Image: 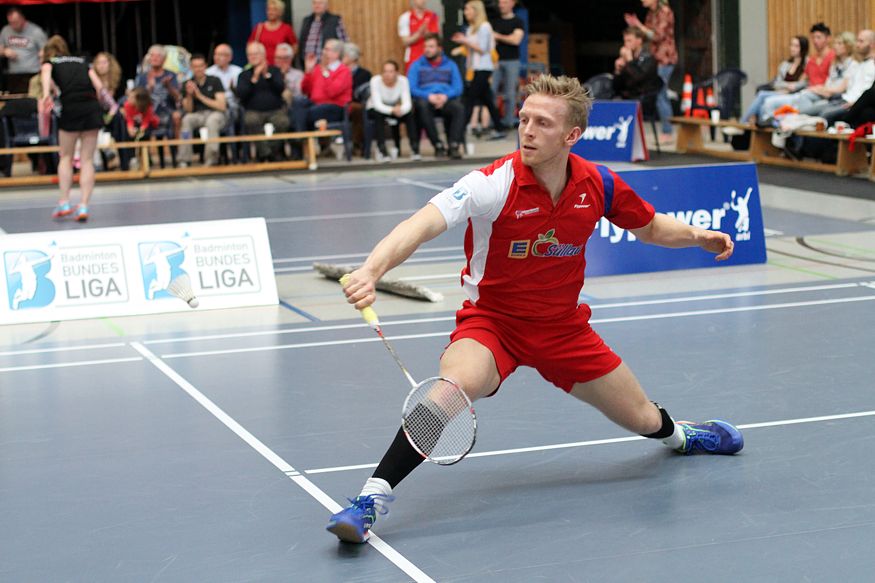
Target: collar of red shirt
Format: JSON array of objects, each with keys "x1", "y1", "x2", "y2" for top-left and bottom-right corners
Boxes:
[{"x1": 511, "y1": 151, "x2": 590, "y2": 190}]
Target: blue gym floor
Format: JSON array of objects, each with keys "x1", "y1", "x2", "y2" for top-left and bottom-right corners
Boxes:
[{"x1": 2, "y1": 164, "x2": 875, "y2": 582}]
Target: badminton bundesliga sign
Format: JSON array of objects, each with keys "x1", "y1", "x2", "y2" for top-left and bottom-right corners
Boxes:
[
  {"x1": 586, "y1": 163, "x2": 767, "y2": 276},
  {"x1": 0, "y1": 218, "x2": 278, "y2": 325}
]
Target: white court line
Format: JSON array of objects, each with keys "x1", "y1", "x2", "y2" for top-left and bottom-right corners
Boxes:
[
  {"x1": 143, "y1": 315, "x2": 456, "y2": 346},
  {"x1": 161, "y1": 331, "x2": 450, "y2": 359},
  {"x1": 272, "y1": 245, "x2": 461, "y2": 264},
  {"x1": 130, "y1": 342, "x2": 434, "y2": 583},
  {"x1": 0, "y1": 356, "x2": 143, "y2": 373},
  {"x1": 0, "y1": 342, "x2": 128, "y2": 357},
  {"x1": 303, "y1": 409, "x2": 875, "y2": 475},
  {"x1": 158, "y1": 293, "x2": 875, "y2": 359},
  {"x1": 396, "y1": 177, "x2": 452, "y2": 191},
  {"x1": 142, "y1": 281, "x2": 872, "y2": 346},
  {"x1": 266, "y1": 209, "x2": 418, "y2": 224},
  {"x1": 0, "y1": 181, "x2": 407, "y2": 212}
]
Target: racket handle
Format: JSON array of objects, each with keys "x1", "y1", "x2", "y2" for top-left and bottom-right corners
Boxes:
[
  {"x1": 339, "y1": 274, "x2": 381, "y2": 327},
  {"x1": 360, "y1": 306, "x2": 380, "y2": 327}
]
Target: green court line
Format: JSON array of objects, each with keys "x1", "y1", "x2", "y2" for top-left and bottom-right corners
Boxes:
[
  {"x1": 806, "y1": 237, "x2": 875, "y2": 256},
  {"x1": 767, "y1": 258, "x2": 838, "y2": 280},
  {"x1": 101, "y1": 318, "x2": 126, "y2": 337}
]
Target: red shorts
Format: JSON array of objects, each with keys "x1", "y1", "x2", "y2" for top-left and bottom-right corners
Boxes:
[{"x1": 448, "y1": 301, "x2": 622, "y2": 394}]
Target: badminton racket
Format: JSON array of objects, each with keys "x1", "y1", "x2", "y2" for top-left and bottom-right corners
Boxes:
[{"x1": 340, "y1": 274, "x2": 476, "y2": 465}]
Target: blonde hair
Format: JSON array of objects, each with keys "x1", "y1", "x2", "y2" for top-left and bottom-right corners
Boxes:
[
  {"x1": 43, "y1": 35, "x2": 70, "y2": 62},
  {"x1": 94, "y1": 51, "x2": 122, "y2": 94},
  {"x1": 465, "y1": 1, "x2": 488, "y2": 33},
  {"x1": 526, "y1": 74, "x2": 593, "y2": 130},
  {"x1": 834, "y1": 31, "x2": 856, "y2": 61},
  {"x1": 267, "y1": 0, "x2": 285, "y2": 12}
]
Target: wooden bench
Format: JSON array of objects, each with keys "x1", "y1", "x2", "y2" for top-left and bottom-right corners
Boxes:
[
  {"x1": 0, "y1": 129, "x2": 342, "y2": 187},
  {"x1": 672, "y1": 116, "x2": 875, "y2": 181}
]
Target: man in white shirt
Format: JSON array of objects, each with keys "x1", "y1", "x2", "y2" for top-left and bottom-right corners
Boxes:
[{"x1": 206, "y1": 44, "x2": 243, "y2": 114}]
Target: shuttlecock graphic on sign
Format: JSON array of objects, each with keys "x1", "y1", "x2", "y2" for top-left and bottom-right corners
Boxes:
[{"x1": 167, "y1": 273, "x2": 199, "y2": 308}]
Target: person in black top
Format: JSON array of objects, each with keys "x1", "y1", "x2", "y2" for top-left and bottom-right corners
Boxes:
[
  {"x1": 40, "y1": 35, "x2": 110, "y2": 222},
  {"x1": 236, "y1": 41, "x2": 289, "y2": 161},
  {"x1": 178, "y1": 53, "x2": 227, "y2": 167},
  {"x1": 490, "y1": 0, "x2": 524, "y2": 128},
  {"x1": 612, "y1": 27, "x2": 661, "y2": 100}
]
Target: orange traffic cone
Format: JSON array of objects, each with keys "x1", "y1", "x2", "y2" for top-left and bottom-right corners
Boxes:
[
  {"x1": 706, "y1": 87, "x2": 717, "y2": 110},
  {"x1": 681, "y1": 74, "x2": 693, "y2": 116},
  {"x1": 691, "y1": 87, "x2": 710, "y2": 119}
]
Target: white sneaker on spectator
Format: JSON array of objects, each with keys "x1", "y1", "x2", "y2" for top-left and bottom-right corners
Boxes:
[
  {"x1": 178, "y1": 161, "x2": 190, "y2": 168},
  {"x1": 389, "y1": 146, "x2": 399, "y2": 160},
  {"x1": 375, "y1": 151, "x2": 391, "y2": 163},
  {"x1": 410, "y1": 152, "x2": 422, "y2": 161}
]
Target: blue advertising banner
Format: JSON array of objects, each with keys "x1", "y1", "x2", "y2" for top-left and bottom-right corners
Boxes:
[
  {"x1": 571, "y1": 100, "x2": 648, "y2": 162},
  {"x1": 585, "y1": 163, "x2": 767, "y2": 277}
]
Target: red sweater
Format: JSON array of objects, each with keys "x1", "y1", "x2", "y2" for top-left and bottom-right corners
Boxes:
[
  {"x1": 123, "y1": 100, "x2": 160, "y2": 133},
  {"x1": 301, "y1": 63, "x2": 352, "y2": 107},
  {"x1": 249, "y1": 21, "x2": 298, "y2": 66}
]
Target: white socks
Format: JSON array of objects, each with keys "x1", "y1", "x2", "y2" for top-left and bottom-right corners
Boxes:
[
  {"x1": 662, "y1": 422, "x2": 686, "y2": 450},
  {"x1": 359, "y1": 477, "x2": 393, "y2": 511}
]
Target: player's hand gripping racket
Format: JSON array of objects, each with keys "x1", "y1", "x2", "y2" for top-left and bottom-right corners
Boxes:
[{"x1": 340, "y1": 274, "x2": 476, "y2": 465}]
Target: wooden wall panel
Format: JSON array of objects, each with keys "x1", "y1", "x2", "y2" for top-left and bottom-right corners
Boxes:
[
  {"x1": 766, "y1": 0, "x2": 874, "y2": 77},
  {"x1": 330, "y1": 0, "x2": 410, "y2": 75}
]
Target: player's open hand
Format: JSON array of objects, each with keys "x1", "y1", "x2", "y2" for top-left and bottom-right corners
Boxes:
[
  {"x1": 700, "y1": 230, "x2": 734, "y2": 261},
  {"x1": 342, "y1": 268, "x2": 378, "y2": 310}
]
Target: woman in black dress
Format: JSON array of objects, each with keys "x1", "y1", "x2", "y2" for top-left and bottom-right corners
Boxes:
[{"x1": 40, "y1": 35, "x2": 107, "y2": 222}]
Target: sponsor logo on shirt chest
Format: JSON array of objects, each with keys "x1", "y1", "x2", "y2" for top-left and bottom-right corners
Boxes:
[{"x1": 508, "y1": 228, "x2": 583, "y2": 259}]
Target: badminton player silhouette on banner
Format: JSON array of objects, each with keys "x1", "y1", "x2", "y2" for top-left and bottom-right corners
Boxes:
[
  {"x1": 328, "y1": 74, "x2": 744, "y2": 544},
  {"x1": 142, "y1": 242, "x2": 187, "y2": 300},
  {"x1": 9, "y1": 247, "x2": 56, "y2": 310}
]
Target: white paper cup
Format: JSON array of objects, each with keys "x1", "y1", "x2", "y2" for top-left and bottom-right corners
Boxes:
[
  {"x1": 199, "y1": 127, "x2": 209, "y2": 141},
  {"x1": 97, "y1": 130, "x2": 111, "y2": 148},
  {"x1": 710, "y1": 109, "x2": 721, "y2": 123},
  {"x1": 465, "y1": 143, "x2": 475, "y2": 156},
  {"x1": 264, "y1": 123, "x2": 275, "y2": 137}
]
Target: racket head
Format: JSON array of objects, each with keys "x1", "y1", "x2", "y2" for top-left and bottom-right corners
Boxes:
[{"x1": 401, "y1": 376, "x2": 476, "y2": 465}]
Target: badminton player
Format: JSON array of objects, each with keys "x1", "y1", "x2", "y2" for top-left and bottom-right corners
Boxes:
[{"x1": 328, "y1": 74, "x2": 743, "y2": 543}]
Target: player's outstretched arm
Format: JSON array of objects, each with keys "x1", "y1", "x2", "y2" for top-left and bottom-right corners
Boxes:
[
  {"x1": 343, "y1": 204, "x2": 448, "y2": 309},
  {"x1": 631, "y1": 213, "x2": 734, "y2": 261}
]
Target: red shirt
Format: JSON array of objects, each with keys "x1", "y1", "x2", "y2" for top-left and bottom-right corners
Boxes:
[
  {"x1": 429, "y1": 152, "x2": 655, "y2": 321},
  {"x1": 301, "y1": 63, "x2": 352, "y2": 107},
  {"x1": 123, "y1": 100, "x2": 160, "y2": 133},
  {"x1": 249, "y1": 21, "x2": 298, "y2": 66},
  {"x1": 398, "y1": 9, "x2": 440, "y2": 72},
  {"x1": 804, "y1": 49, "x2": 834, "y2": 86}
]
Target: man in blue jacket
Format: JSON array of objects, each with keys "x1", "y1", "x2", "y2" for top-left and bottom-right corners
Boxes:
[{"x1": 407, "y1": 33, "x2": 465, "y2": 159}]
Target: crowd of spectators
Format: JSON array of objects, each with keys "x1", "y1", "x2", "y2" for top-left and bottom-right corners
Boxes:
[
  {"x1": 1, "y1": 0, "x2": 529, "y2": 171},
  {"x1": 3, "y1": 0, "x2": 875, "y2": 174}
]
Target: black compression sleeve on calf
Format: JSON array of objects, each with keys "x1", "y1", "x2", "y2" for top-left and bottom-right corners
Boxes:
[
  {"x1": 372, "y1": 402, "x2": 448, "y2": 488},
  {"x1": 373, "y1": 427, "x2": 426, "y2": 489},
  {"x1": 641, "y1": 402, "x2": 676, "y2": 439}
]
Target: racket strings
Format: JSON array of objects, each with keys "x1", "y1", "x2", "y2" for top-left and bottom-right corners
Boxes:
[{"x1": 403, "y1": 378, "x2": 475, "y2": 464}]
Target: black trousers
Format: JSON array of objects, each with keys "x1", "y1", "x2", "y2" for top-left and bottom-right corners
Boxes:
[
  {"x1": 367, "y1": 109, "x2": 418, "y2": 154},
  {"x1": 841, "y1": 85, "x2": 875, "y2": 128},
  {"x1": 464, "y1": 70, "x2": 504, "y2": 132},
  {"x1": 413, "y1": 97, "x2": 465, "y2": 148}
]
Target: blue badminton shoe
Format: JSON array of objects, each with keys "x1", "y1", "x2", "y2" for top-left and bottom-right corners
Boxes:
[
  {"x1": 676, "y1": 420, "x2": 744, "y2": 455},
  {"x1": 52, "y1": 201, "x2": 72, "y2": 219},
  {"x1": 326, "y1": 494, "x2": 394, "y2": 543}
]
